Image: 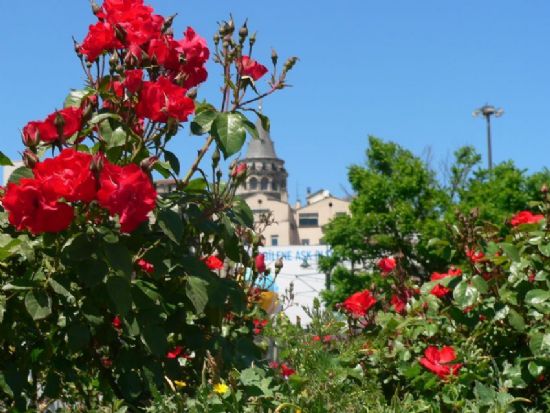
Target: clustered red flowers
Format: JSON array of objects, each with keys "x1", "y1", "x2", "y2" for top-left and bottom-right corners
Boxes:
[
  {"x1": 136, "y1": 258, "x2": 154, "y2": 274},
  {"x1": 342, "y1": 290, "x2": 377, "y2": 317},
  {"x1": 1, "y1": 148, "x2": 156, "y2": 234},
  {"x1": 419, "y1": 346, "x2": 462, "y2": 379},
  {"x1": 510, "y1": 210, "x2": 544, "y2": 226},
  {"x1": 23, "y1": 107, "x2": 83, "y2": 146},
  {"x1": 79, "y1": 0, "x2": 209, "y2": 90},
  {"x1": 252, "y1": 318, "x2": 268, "y2": 335},
  {"x1": 429, "y1": 267, "x2": 462, "y2": 298},
  {"x1": 269, "y1": 361, "x2": 296, "y2": 379}
]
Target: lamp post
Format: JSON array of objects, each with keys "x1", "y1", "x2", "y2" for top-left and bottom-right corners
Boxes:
[{"x1": 473, "y1": 104, "x2": 504, "y2": 170}]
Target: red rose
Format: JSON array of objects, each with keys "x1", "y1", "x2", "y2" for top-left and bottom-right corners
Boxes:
[
  {"x1": 280, "y1": 363, "x2": 296, "y2": 378},
  {"x1": 148, "y1": 35, "x2": 180, "y2": 70},
  {"x1": 2, "y1": 178, "x2": 74, "y2": 234},
  {"x1": 166, "y1": 346, "x2": 183, "y2": 359},
  {"x1": 377, "y1": 257, "x2": 396, "y2": 275},
  {"x1": 178, "y1": 27, "x2": 209, "y2": 64},
  {"x1": 33, "y1": 149, "x2": 97, "y2": 203},
  {"x1": 390, "y1": 294, "x2": 406, "y2": 314},
  {"x1": 204, "y1": 255, "x2": 223, "y2": 270},
  {"x1": 239, "y1": 56, "x2": 268, "y2": 81},
  {"x1": 419, "y1": 346, "x2": 462, "y2": 379},
  {"x1": 231, "y1": 163, "x2": 247, "y2": 178},
  {"x1": 123, "y1": 69, "x2": 144, "y2": 94},
  {"x1": 101, "y1": 357, "x2": 113, "y2": 368},
  {"x1": 255, "y1": 254, "x2": 266, "y2": 273},
  {"x1": 97, "y1": 162, "x2": 157, "y2": 233},
  {"x1": 510, "y1": 210, "x2": 544, "y2": 226},
  {"x1": 322, "y1": 335, "x2": 333, "y2": 343},
  {"x1": 22, "y1": 121, "x2": 41, "y2": 147},
  {"x1": 180, "y1": 64, "x2": 208, "y2": 89},
  {"x1": 101, "y1": 0, "x2": 164, "y2": 47},
  {"x1": 429, "y1": 268, "x2": 462, "y2": 298},
  {"x1": 465, "y1": 248, "x2": 484, "y2": 263},
  {"x1": 342, "y1": 290, "x2": 377, "y2": 317},
  {"x1": 312, "y1": 335, "x2": 321, "y2": 342},
  {"x1": 112, "y1": 315, "x2": 122, "y2": 331},
  {"x1": 136, "y1": 258, "x2": 154, "y2": 274},
  {"x1": 136, "y1": 77, "x2": 195, "y2": 122},
  {"x1": 80, "y1": 22, "x2": 122, "y2": 61}
]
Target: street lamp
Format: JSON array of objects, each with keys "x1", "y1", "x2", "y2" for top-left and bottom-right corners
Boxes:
[{"x1": 473, "y1": 104, "x2": 504, "y2": 170}]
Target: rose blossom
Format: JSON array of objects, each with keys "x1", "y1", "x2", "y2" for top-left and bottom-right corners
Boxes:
[
  {"x1": 419, "y1": 346, "x2": 462, "y2": 379},
  {"x1": 255, "y1": 254, "x2": 266, "y2": 273},
  {"x1": 204, "y1": 255, "x2": 224, "y2": 270},
  {"x1": 97, "y1": 162, "x2": 157, "y2": 233},
  {"x1": 135, "y1": 77, "x2": 195, "y2": 122},
  {"x1": 377, "y1": 257, "x2": 396, "y2": 275},
  {"x1": 2, "y1": 178, "x2": 74, "y2": 234},
  {"x1": 342, "y1": 290, "x2": 377, "y2": 317},
  {"x1": 33, "y1": 149, "x2": 97, "y2": 203},
  {"x1": 136, "y1": 258, "x2": 154, "y2": 274},
  {"x1": 510, "y1": 210, "x2": 544, "y2": 226},
  {"x1": 239, "y1": 56, "x2": 268, "y2": 81}
]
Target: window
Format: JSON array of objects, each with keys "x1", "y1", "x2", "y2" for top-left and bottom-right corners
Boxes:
[
  {"x1": 271, "y1": 181, "x2": 278, "y2": 191},
  {"x1": 260, "y1": 178, "x2": 269, "y2": 190},
  {"x1": 249, "y1": 178, "x2": 258, "y2": 190},
  {"x1": 299, "y1": 213, "x2": 319, "y2": 227},
  {"x1": 301, "y1": 239, "x2": 310, "y2": 246},
  {"x1": 271, "y1": 235, "x2": 279, "y2": 246}
]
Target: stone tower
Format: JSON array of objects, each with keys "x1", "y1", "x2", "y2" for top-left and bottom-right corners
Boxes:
[{"x1": 237, "y1": 120, "x2": 289, "y2": 203}]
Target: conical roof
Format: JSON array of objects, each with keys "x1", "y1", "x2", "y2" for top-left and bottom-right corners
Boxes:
[{"x1": 244, "y1": 119, "x2": 278, "y2": 159}]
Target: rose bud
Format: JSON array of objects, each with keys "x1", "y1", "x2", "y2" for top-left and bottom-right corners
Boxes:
[
  {"x1": 90, "y1": 153, "x2": 105, "y2": 175},
  {"x1": 231, "y1": 162, "x2": 247, "y2": 179},
  {"x1": 22, "y1": 149, "x2": 39, "y2": 169},
  {"x1": 22, "y1": 122, "x2": 41, "y2": 147},
  {"x1": 140, "y1": 156, "x2": 158, "y2": 172},
  {"x1": 271, "y1": 49, "x2": 278, "y2": 66}
]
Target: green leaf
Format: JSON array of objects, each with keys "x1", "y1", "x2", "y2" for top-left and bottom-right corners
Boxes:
[
  {"x1": 501, "y1": 243, "x2": 520, "y2": 262},
  {"x1": 64, "y1": 89, "x2": 92, "y2": 108},
  {"x1": 7, "y1": 166, "x2": 33, "y2": 184},
  {"x1": 24, "y1": 290, "x2": 52, "y2": 320},
  {"x1": 89, "y1": 112, "x2": 122, "y2": 125},
  {"x1": 538, "y1": 243, "x2": 550, "y2": 257},
  {"x1": 529, "y1": 332, "x2": 550, "y2": 356},
  {"x1": 119, "y1": 371, "x2": 143, "y2": 400},
  {"x1": 524, "y1": 289, "x2": 550, "y2": 305},
  {"x1": 236, "y1": 113, "x2": 259, "y2": 140},
  {"x1": 163, "y1": 150, "x2": 180, "y2": 175},
  {"x1": 474, "y1": 382, "x2": 496, "y2": 406},
  {"x1": 104, "y1": 244, "x2": 133, "y2": 278},
  {"x1": 252, "y1": 110, "x2": 270, "y2": 132},
  {"x1": 232, "y1": 197, "x2": 254, "y2": 228},
  {"x1": 66, "y1": 323, "x2": 91, "y2": 352},
  {"x1": 78, "y1": 259, "x2": 109, "y2": 288},
  {"x1": 528, "y1": 361, "x2": 544, "y2": 378},
  {"x1": 471, "y1": 275, "x2": 489, "y2": 294},
  {"x1": 212, "y1": 112, "x2": 246, "y2": 158},
  {"x1": 185, "y1": 276, "x2": 209, "y2": 313},
  {"x1": 157, "y1": 208, "x2": 183, "y2": 244},
  {"x1": 140, "y1": 324, "x2": 168, "y2": 356},
  {"x1": 190, "y1": 109, "x2": 217, "y2": 135},
  {"x1": 0, "y1": 295, "x2": 5, "y2": 323},
  {"x1": 0, "y1": 152, "x2": 13, "y2": 166},
  {"x1": 507, "y1": 308, "x2": 525, "y2": 332},
  {"x1": 106, "y1": 126, "x2": 127, "y2": 149},
  {"x1": 106, "y1": 276, "x2": 132, "y2": 316},
  {"x1": 453, "y1": 281, "x2": 479, "y2": 308}
]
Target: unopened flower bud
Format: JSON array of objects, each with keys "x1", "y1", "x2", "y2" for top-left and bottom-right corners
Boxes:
[
  {"x1": 186, "y1": 88, "x2": 197, "y2": 100},
  {"x1": 231, "y1": 162, "x2": 247, "y2": 179},
  {"x1": 213, "y1": 33, "x2": 220, "y2": 46},
  {"x1": 91, "y1": 0, "x2": 102, "y2": 16},
  {"x1": 90, "y1": 153, "x2": 105, "y2": 175},
  {"x1": 274, "y1": 257, "x2": 284, "y2": 272},
  {"x1": 212, "y1": 147, "x2": 221, "y2": 168},
  {"x1": 239, "y1": 23, "x2": 248, "y2": 39},
  {"x1": 22, "y1": 149, "x2": 39, "y2": 169},
  {"x1": 249, "y1": 32, "x2": 256, "y2": 47},
  {"x1": 114, "y1": 25, "x2": 127, "y2": 43},
  {"x1": 22, "y1": 124, "x2": 40, "y2": 148},
  {"x1": 109, "y1": 52, "x2": 119, "y2": 68},
  {"x1": 271, "y1": 49, "x2": 278, "y2": 67},
  {"x1": 54, "y1": 112, "x2": 65, "y2": 136},
  {"x1": 140, "y1": 156, "x2": 158, "y2": 172},
  {"x1": 283, "y1": 56, "x2": 298, "y2": 73},
  {"x1": 162, "y1": 14, "x2": 176, "y2": 33}
]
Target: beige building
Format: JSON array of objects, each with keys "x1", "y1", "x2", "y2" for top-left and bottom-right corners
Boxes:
[{"x1": 236, "y1": 123, "x2": 350, "y2": 246}]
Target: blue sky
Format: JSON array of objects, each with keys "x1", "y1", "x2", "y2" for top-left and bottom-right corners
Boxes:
[{"x1": 1, "y1": 1, "x2": 550, "y2": 203}]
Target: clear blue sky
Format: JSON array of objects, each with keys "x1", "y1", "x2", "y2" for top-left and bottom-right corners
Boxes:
[{"x1": 2, "y1": 1, "x2": 550, "y2": 203}]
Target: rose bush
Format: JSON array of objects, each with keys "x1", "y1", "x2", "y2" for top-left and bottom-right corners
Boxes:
[{"x1": 0, "y1": 0, "x2": 297, "y2": 410}]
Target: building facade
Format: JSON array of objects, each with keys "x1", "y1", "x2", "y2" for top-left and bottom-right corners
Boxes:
[{"x1": 236, "y1": 122, "x2": 350, "y2": 246}]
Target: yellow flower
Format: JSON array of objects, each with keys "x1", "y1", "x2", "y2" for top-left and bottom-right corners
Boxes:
[
  {"x1": 213, "y1": 383, "x2": 229, "y2": 394},
  {"x1": 174, "y1": 380, "x2": 187, "y2": 389}
]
